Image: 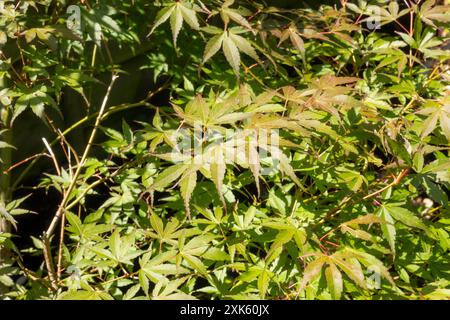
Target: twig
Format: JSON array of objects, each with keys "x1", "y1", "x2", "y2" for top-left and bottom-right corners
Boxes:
[
  {"x1": 42, "y1": 236, "x2": 57, "y2": 291},
  {"x1": 56, "y1": 209, "x2": 66, "y2": 281},
  {"x1": 362, "y1": 168, "x2": 409, "y2": 200},
  {"x1": 42, "y1": 138, "x2": 61, "y2": 176},
  {"x1": 11, "y1": 77, "x2": 170, "y2": 190},
  {"x1": 12, "y1": 100, "x2": 157, "y2": 190},
  {"x1": 3, "y1": 153, "x2": 50, "y2": 174},
  {"x1": 315, "y1": 168, "x2": 410, "y2": 236},
  {"x1": 42, "y1": 74, "x2": 118, "y2": 288},
  {"x1": 45, "y1": 74, "x2": 118, "y2": 236}
]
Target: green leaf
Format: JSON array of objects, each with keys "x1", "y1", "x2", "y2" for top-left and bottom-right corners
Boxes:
[
  {"x1": 257, "y1": 270, "x2": 270, "y2": 298},
  {"x1": 0, "y1": 141, "x2": 15, "y2": 149},
  {"x1": 180, "y1": 169, "x2": 198, "y2": 219},
  {"x1": 229, "y1": 32, "x2": 260, "y2": 62},
  {"x1": 123, "y1": 284, "x2": 140, "y2": 300},
  {"x1": 384, "y1": 204, "x2": 429, "y2": 232},
  {"x1": 210, "y1": 147, "x2": 227, "y2": 208},
  {"x1": 65, "y1": 211, "x2": 83, "y2": 236},
  {"x1": 325, "y1": 263, "x2": 343, "y2": 300},
  {"x1": 202, "y1": 247, "x2": 230, "y2": 261},
  {"x1": 150, "y1": 213, "x2": 164, "y2": 237},
  {"x1": 0, "y1": 203, "x2": 17, "y2": 230},
  {"x1": 149, "y1": 5, "x2": 175, "y2": 35},
  {"x1": 378, "y1": 207, "x2": 396, "y2": 255},
  {"x1": 150, "y1": 164, "x2": 189, "y2": 191},
  {"x1": 203, "y1": 33, "x2": 225, "y2": 63},
  {"x1": 179, "y1": 4, "x2": 200, "y2": 30},
  {"x1": 183, "y1": 253, "x2": 208, "y2": 276},
  {"x1": 222, "y1": 32, "x2": 241, "y2": 76},
  {"x1": 58, "y1": 290, "x2": 103, "y2": 300},
  {"x1": 170, "y1": 4, "x2": 184, "y2": 46}
]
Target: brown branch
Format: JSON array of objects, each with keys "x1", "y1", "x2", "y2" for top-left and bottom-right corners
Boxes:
[
  {"x1": 42, "y1": 74, "x2": 118, "y2": 288},
  {"x1": 3, "y1": 153, "x2": 50, "y2": 174},
  {"x1": 362, "y1": 168, "x2": 409, "y2": 200}
]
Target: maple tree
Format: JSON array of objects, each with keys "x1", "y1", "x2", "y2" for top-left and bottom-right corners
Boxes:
[{"x1": 0, "y1": 0, "x2": 449, "y2": 300}]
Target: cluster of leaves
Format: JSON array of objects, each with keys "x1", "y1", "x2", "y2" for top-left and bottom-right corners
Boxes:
[{"x1": 0, "y1": 0, "x2": 449, "y2": 300}]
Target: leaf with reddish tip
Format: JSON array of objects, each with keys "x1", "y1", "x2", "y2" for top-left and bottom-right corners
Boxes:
[{"x1": 325, "y1": 263, "x2": 343, "y2": 300}]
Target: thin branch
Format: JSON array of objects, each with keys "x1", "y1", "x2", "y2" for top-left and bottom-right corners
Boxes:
[
  {"x1": 362, "y1": 168, "x2": 409, "y2": 200},
  {"x1": 11, "y1": 78, "x2": 169, "y2": 190},
  {"x1": 42, "y1": 74, "x2": 118, "y2": 288},
  {"x1": 56, "y1": 210, "x2": 66, "y2": 281},
  {"x1": 42, "y1": 236, "x2": 58, "y2": 291},
  {"x1": 45, "y1": 74, "x2": 118, "y2": 237},
  {"x1": 3, "y1": 153, "x2": 50, "y2": 174},
  {"x1": 42, "y1": 138, "x2": 61, "y2": 176}
]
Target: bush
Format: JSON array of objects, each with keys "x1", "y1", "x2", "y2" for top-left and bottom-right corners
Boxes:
[{"x1": 0, "y1": 0, "x2": 449, "y2": 300}]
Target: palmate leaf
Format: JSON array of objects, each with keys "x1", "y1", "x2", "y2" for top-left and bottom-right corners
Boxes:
[
  {"x1": 148, "y1": 89, "x2": 310, "y2": 221},
  {"x1": 339, "y1": 214, "x2": 386, "y2": 243},
  {"x1": 149, "y1": 5, "x2": 176, "y2": 35},
  {"x1": 173, "y1": 92, "x2": 253, "y2": 127},
  {"x1": 153, "y1": 276, "x2": 197, "y2": 300},
  {"x1": 203, "y1": 29, "x2": 259, "y2": 76},
  {"x1": 219, "y1": 0, "x2": 253, "y2": 31},
  {"x1": 361, "y1": 2, "x2": 410, "y2": 26},
  {"x1": 179, "y1": 235, "x2": 216, "y2": 276},
  {"x1": 300, "y1": 247, "x2": 395, "y2": 297},
  {"x1": 148, "y1": 215, "x2": 181, "y2": 246},
  {"x1": 418, "y1": 0, "x2": 450, "y2": 27},
  {"x1": 273, "y1": 24, "x2": 305, "y2": 55},
  {"x1": 139, "y1": 251, "x2": 188, "y2": 285},
  {"x1": 281, "y1": 75, "x2": 360, "y2": 120},
  {"x1": 331, "y1": 252, "x2": 366, "y2": 289},
  {"x1": 343, "y1": 248, "x2": 395, "y2": 287},
  {"x1": 12, "y1": 86, "x2": 59, "y2": 123},
  {"x1": 416, "y1": 98, "x2": 450, "y2": 140},
  {"x1": 149, "y1": 1, "x2": 200, "y2": 46}
]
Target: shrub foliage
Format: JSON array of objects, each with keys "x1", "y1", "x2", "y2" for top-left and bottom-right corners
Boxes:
[{"x1": 0, "y1": 0, "x2": 449, "y2": 300}]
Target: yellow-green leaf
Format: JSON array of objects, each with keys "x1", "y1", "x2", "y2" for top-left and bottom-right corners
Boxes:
[
  {"x1": 180, "y1": 169, "x2": 197, "y2": 220},
  {"x1": 170, "y1": 4, "x2": 184, "y2": 46},
  {"x1": 203, "y1": 33, "x2": 225, "y2": 63},
  {"x1": 325, "y1": 263, "x2": 343, "y2": 300},
  {"x1": 150, "y1": 163, "x2": 189, "y2": 191},
  {"x1": 223, "y1": 33, "x2": 241, "y2": 75}
]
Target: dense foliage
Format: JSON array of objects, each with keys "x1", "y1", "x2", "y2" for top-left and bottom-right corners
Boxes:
[{"x1": 0, "y1": 0, "x2": 449, "y2": 300}]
